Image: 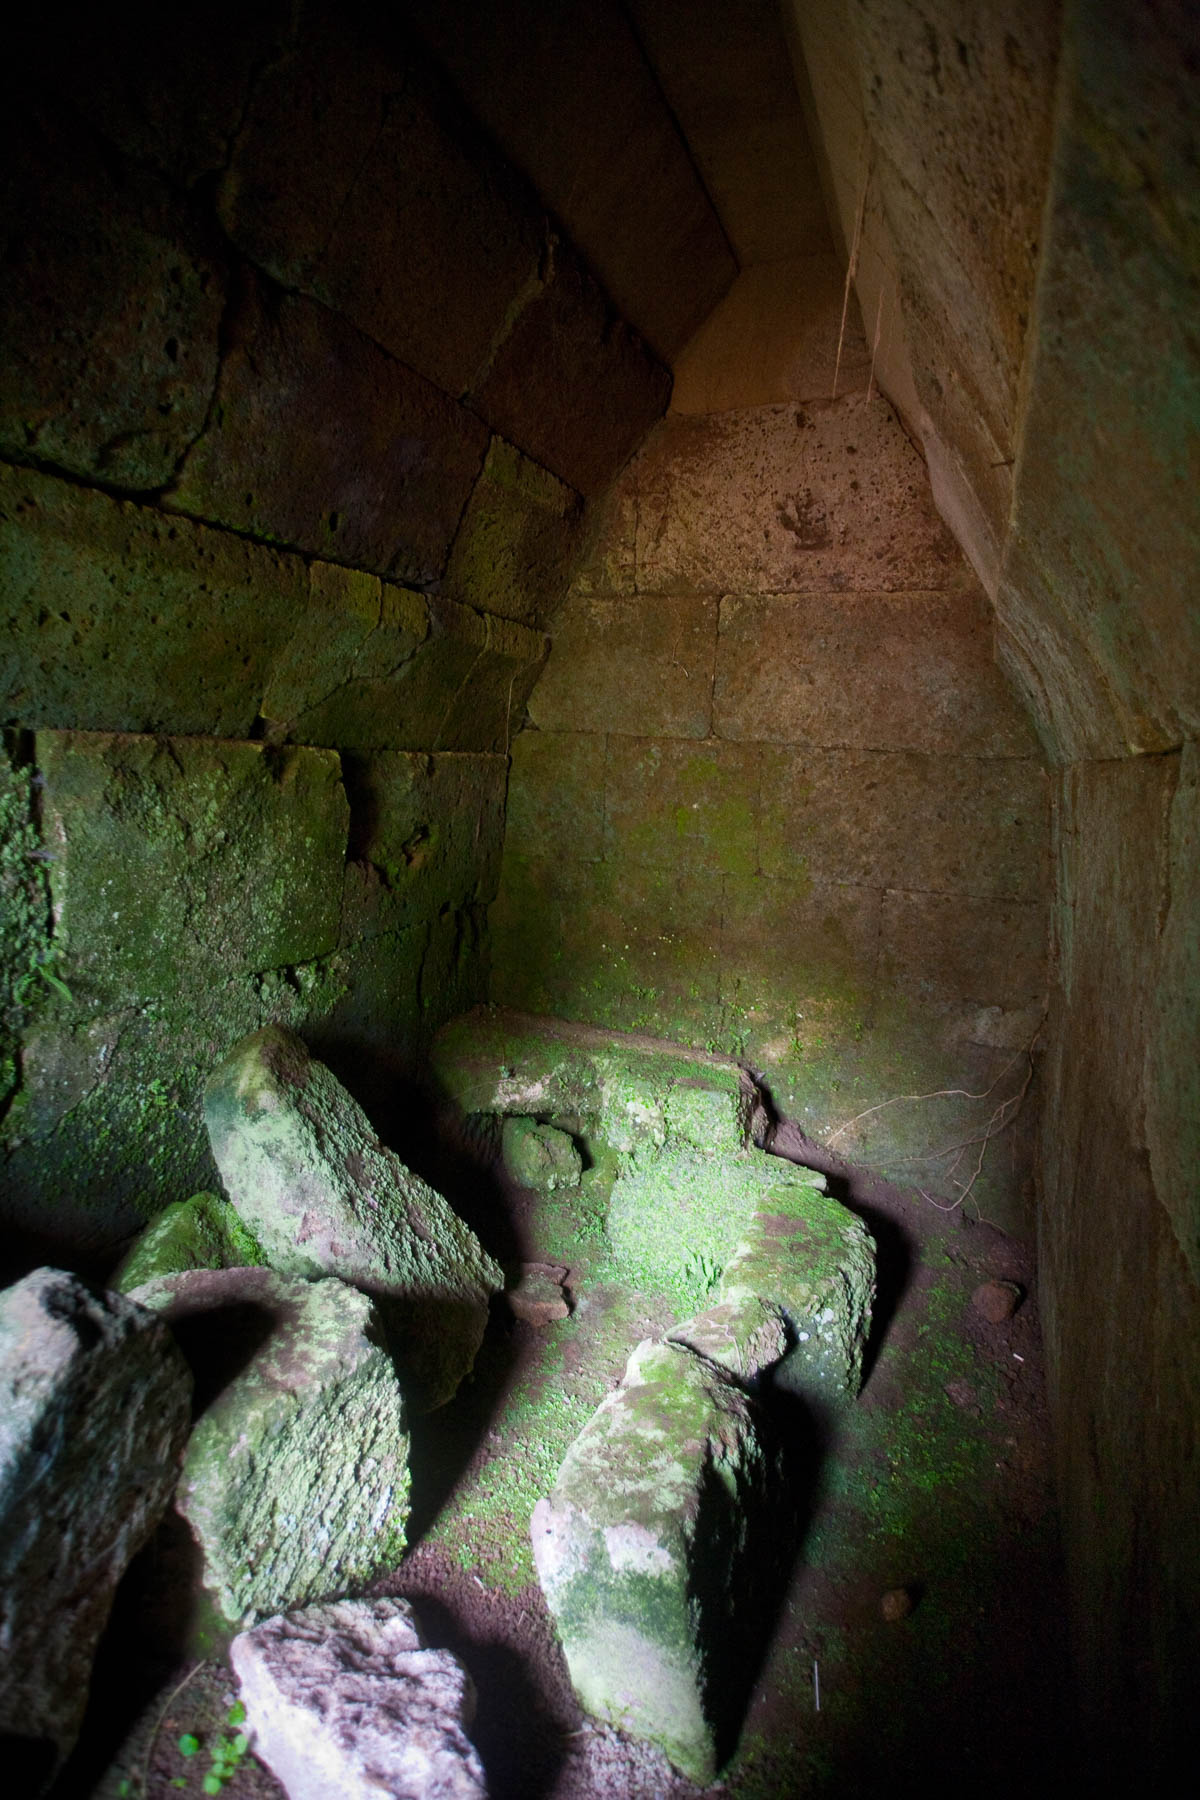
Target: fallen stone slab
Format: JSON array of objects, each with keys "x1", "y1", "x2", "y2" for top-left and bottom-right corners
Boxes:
[
  {"x1": 204, "y1": 1026, "x2": 503, "y2": 1410},
  {"x1": 131, "y1": 1267, "x2": 409, "y2": 1628},
  {"x1": 230, "y1": 1596, "x2": 486, "y2": 1800},
  {"x1": 669, "y1": 1194, "x2": 876, "y2": 1404},
  {"x1": 0, "y1": 1269, "x2": 191, "y2": 1791},
  {"x1": 605, "y1": 1145, "x2": 828, "y2": 1300},
  {"x1": 110, "y1": 1190, "x2": 265, "y2": 1293},
  {"x1": 432, "y1": 1005, "x2": 766, "y2": 1157},
  {"x1": 531, "y1": 1338, "x2": 782, "y2": 1783}
]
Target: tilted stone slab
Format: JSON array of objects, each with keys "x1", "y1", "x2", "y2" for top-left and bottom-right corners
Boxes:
[
  {"x1": 531, "y1": 1338, "x2": 781, "y2": 1783},
  {"x1": 111, "y1": 1190, "x2": 265, "y2": 1293},
  {"x1": 0, "y1": 1269, "x2": 191, "y2": 1790},
  {"x1": 606, "y1": 1146, "x2": 828, "y2": 1296},
  {"x1": 669, "y1": 1195, "x2": 877, "y2": 1405},
  {"x1": 204, "y1": 1026, "x2": 503, "y2": 1410},
  {"x1": 230, "y1": 1596, "x2": 486, "y2": 1800},
  {"x1": 431, "y1": 1005, "x2": 765, "y2": 1155},
  {"x1": 133, "y1": 1268, "x2": 409, "y2": 1628}
]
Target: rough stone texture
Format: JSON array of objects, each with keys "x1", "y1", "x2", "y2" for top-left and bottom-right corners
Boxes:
[
  {"x1": 404, "y1": 0, "x2": 736, "y2": 362},
  {"x1": 1040, "y1": 750, "x2": 1200, "y2": 1772},
  {"x1": 532, "y1": 1337, "x2": 780, "y2": 1782},
  {"x1": 626, "y1": 399, "x2": 964, "y2": 595},
  {"x1": 220, "y1": 12, "x2": 542, "y2": 400},
  {"x1": 260, "y1": 564, "x2": 428, "y2": 735},
  {"x1": 0, "y1": 107, "x2": 225, "y2": 491},
  {"x1": 0, "y1": 464, "x2": 305, "y2": 737},
  {"x1": 136, "y1": 1269, "x2": 409, "y2": 1628},
  {"x1": 0, "y1": 750, "x2": 50, "y2": 1114},
  {"x1": 431, "y1": 1007, "x2": 764, "y2": 1158},
  {"x1": 501, "y1": 1118, "x2": 582, "y2": 1193},
  {"x1": 605, "y1": 1148, "x2": 836, "y2": 1299},
  {"x1": 167, "y1": 277, "x2": 489, "y2": 583},
  {"x1": 443, "y1": 438, "x2": 583, "y2": 627},
  {"x1": 16, "y1": 3, "x2": 291, "y2": 190},
  {"x1": 992, "y1": 4, "x2": 1200, "y2": 758},
  {"x1": 231, "y1": 1597, "x2": 485, "y2": 1800},
  {"x1": 471, "y1": 246, "x2": 673, "y2": 498},
  {"x1": 529, "y1": 595, "x2": 719, "y2": 739},
  {"x1": 755, "y1": 746, "x2": 1046, "y2": 899},
  {"x1": 204, "y1": 1027, "x2": 503, "y2": 1410},
  {"x1": 671, "y1": 1198, "x2": 876, "y2": 1403},
  {"x1": 110, "y1": 1191, "x2": 265, "y2": 1292},
  {"x1": 506, "y1": 1261, "x2": 572, "y2": 1326},
  {"x1": 37, "y1": 732, "x2": 348, "y2": 1005},
  {"x1": 282, "y1": 602, "x2": 545, "y2": 757},
  {"x1": 492, "y1": 386, "x2": 1048, "y2": 1233},
  {"x1": 0, "y1": 1269, "x2": 191, "y2": 1787},
  {"x1": 714, "y1": 588, "x2": 1039, "y2": 756},
  {"x1": 341, "y1": 752, "x2": 507, "y2": 942},
  {"x1": 0, "y1": 952, "x2": 350, "y2": 1245}
]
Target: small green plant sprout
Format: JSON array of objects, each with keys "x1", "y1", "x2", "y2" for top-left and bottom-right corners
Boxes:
[
  {"x1": 681, "y1": 1249, "x2": 722, "y2": 1295},
  {"x1": 14, "y1": 952, "x2": 72, "y2": 1006},
  {"x1": 175, "y1": 1701, "x2": 251, "y2": 1794}
]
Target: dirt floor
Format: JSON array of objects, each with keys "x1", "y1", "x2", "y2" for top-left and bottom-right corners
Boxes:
[{"x1": 70, "y1": 1118, "x2": 1074, "y2": 1800}]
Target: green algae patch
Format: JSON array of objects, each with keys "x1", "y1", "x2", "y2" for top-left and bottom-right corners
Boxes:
[
  {"x1": 532, "y1": 1337, "x2": 778, "y2": 1784},
  {"x1": 137, "y1": 1269, "x2": 409, "y2": 1629},
  {"x1": 111, "y1": 1191, "x2": 265, "y2": 1292},
  {"x1": 605, "y1": 1147, "x2": 829, "y2": 1313}
]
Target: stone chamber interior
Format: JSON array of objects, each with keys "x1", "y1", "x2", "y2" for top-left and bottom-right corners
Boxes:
[{"x1": 0, "y1": 1, "x2": 1195, "y2": 1794}]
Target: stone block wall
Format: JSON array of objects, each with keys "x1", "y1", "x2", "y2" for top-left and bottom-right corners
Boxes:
[
  {"x1": 0, "y1": 1, "x2": 675, "y2": 1259},
  {"x1": 492, "y1": 393, "x2": 1049, "y2": 1232}
]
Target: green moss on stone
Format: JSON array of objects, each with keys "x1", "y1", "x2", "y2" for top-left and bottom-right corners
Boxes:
[{"x1": 111, "y1": 1191, "x2": 265, "y2": 1291}]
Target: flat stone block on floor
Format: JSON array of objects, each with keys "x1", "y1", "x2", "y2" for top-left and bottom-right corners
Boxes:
[
  {"x1": 670, "y1": 1196, "x2": 876, "y2": 1404},
  {"x1": 431, "y1": 1007, "x2": 763, "y2": 1158},
  {"x1": 532, "y1": 1337, "x2": 779, "y2": 1782}
]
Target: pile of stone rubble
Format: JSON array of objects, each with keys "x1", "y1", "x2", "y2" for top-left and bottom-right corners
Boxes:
[{"x1": 0, "y1": 1011, "x2": 875, "y2": 1795}]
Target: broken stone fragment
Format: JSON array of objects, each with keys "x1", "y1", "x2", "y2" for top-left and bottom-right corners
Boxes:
[
  {"x1": 506, "y1": 1261, "x2": 572, "y2": 1325},
  {"x1": 972, "y1": 1279, "x2": 1023, "y2": 1323},
  {"x1": 532, "y1": 1338, "x2": 782, "y2": 1784},
  {"x1": 231, "y1": 1596, "x2": 486, "y2": 1800},
  {"x1": 132, "y1": 1267, "x2": 409, "y2": 1629},
  {"x1": 672, "y1": 1197, "x2": 877, "y2": 1404},
  {"x1": 501, "y1": 1116, "x2": 582, "y2": 1191},
  {"x1": 203, "y1": 1026, "x2": 503, "y2": 1410},
  {"x1": 0, "y1": 1269, "x2": 192, "y2": 1791},
  {"x1": 110, "y1": 1190, "x2": 266, "y2": 1293}
]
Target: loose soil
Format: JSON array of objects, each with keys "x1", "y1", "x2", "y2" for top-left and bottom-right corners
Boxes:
[{"x1": 68, "y1": 1121, "x2": 1073, "y2": 1800}]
